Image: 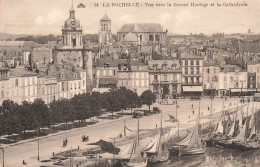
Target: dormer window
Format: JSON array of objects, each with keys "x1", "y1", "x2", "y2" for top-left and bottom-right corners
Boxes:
[
  {"x1": 74, "y1": 73, "x2": 77, "y2": 79},
  {"x1": 104, "y1": 63, "x2": 110, "y2": 68}
]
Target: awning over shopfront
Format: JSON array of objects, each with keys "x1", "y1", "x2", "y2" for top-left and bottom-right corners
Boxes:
[
  {"x1": 230, "y1": 88, "x2": 242, "y2": 93},
  {"x1": 182, "y1": 86, "x2": 203, "y2": 92},
  {"x1": 230, "y1": 88, "x2": 249, "y2": 93},
  {"x1": 99, "y1": 78, "x2": 117, "y2": 85},
  {"x1": 248, "y1": 89, "x2": 257, "y2": 92}
]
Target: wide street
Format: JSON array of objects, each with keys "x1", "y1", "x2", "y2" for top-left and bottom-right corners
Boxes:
[{"x1": 0, "y1": 97, "x2": 258, "y2": 167}]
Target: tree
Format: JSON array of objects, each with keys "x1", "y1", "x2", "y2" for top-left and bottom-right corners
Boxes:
[
  {"x1": 126, "y1": 89, "x2": 142, "y2": 113},
  {"x1": 117, "y1": 87, "x2": 129, "y2": 116},
  {"x1": 71, "y1": 94, "x2": 91, "y2": 124},
  {"x1": 90, "y1": 92, "x2": 102, "y2": 117},
  {"x1": 106, "y1": 91, "x2": 121, "y2": 119},
  {"x1": 19, "y1": 101, "x2": 37, "y2": 136},
  {"x1": 1, "y1": 100, "x2": 21, "y2": 135},
  {"x1": 31, "y1": 98, "x2": 50, "y2": 134},
  {"x1": 140, "y1": 90, "x2": 156, "y2": 110}
]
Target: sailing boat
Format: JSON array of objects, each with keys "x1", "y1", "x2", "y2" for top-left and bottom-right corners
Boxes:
[
  {"x1": 119, "y1": 118, "x2": 147, "y2": 167},
  {"x1": 143, "y1": 111, "x2": 169, "y2": 164},
  {"x1": 233, "y1": 105, "x2": 260, "y2": 150},
  {"x1": 178, "y1": 116, "x2": 206, "y2": 156}
]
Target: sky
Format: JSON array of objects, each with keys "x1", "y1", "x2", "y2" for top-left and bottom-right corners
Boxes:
[{"x1": 0, "y1": 0, "x2": 259, "y2": 35}]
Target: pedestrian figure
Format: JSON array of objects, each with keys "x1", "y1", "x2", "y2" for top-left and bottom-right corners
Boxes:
[
  {"x1": 208, "y1": 107, "x2": 210, "y2": 111},
  {"x1": 156, "y1": 124, "x2": 157, "y2": 128},
  {"x1": 189, "y1": 115, "x2": 190, "y2": 119},
  {"x1": 193, "y1": 110, "x2": 194, "y2": 115},
  {"x1": 192, "y1": 104, "x2": 193, "y2": 109}
]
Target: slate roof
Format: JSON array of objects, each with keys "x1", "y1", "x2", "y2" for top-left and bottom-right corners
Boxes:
[
  {"x1": 118, "y1": 23, "x2": 164, "y2": 33},
  {"x1": 100, "y1": 14, "x2": 111, "y2": 21},
  {"x1": 93, "y1": 56, "x2": 119, "y2": 67},
  {"x1": 9, "y1": 68, "x2": 37, "y2": 77},
  {"x1": 0, "y1": 41, "x2": 36, "y2": 48}
]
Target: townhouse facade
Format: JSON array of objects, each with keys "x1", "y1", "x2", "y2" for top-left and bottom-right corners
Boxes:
[
  {"x1": 202, "y1": 62, "x2": 220, "y2": 96},
  {"x1": 117, "y1": 60, "x2": 149, "y2": 95},
  {"x1": 218, "y1": 65, "x2": 248, "y2": 96},
  {"x1": 0, "y1": 67, "x2": 38, "y2": 104},
  {"x1": 180, "y1": 54, "x2": 204, "y2": 96},
  {"x1": 148, "y1": 60, "x2": 182, "y2": 98}
]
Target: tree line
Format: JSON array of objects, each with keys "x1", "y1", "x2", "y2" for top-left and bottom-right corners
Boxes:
[{"x1": 0, "y1": 87, "x2": 156, "y2": 136}]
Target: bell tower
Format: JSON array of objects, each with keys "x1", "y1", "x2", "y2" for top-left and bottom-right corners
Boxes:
[
  {"x1": 98, "y1": 14, "x2": 112, "y2": 45},
  {"x1": 62, "y1": 1, "x2": 83, "y2": 48}
]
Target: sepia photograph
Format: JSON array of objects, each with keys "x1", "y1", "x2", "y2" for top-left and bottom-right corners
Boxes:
[{"x1": 0, "y1": 0, "x2": 259, "y2": 166}]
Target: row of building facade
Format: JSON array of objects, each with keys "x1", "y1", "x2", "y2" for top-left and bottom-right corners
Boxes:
[
  {"x1": 0, "y1": 66, "x2": 87, "y2": 104},
  {"x1": 93, "y1": 53, "x2": 259, "y2": 98}
]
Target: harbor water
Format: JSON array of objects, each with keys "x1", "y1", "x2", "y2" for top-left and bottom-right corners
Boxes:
[{"x1": 150, "y1": 147, "x2": 260, "y2": 167}]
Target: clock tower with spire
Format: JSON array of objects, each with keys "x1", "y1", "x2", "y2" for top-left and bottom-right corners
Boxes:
[{"x1": 62, "y1": 2, "x2": 83, "y2": 48}]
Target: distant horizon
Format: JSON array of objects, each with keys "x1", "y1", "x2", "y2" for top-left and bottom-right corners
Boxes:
[
  {"x1": 0, "y1": 0, "x2": 259, "y2": 35},
  {"x1": 1, "y1": 32, "x2": 260, "y2": 37}
]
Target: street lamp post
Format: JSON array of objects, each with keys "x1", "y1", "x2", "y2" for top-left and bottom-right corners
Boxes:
[
  {"x1": 37, "y1": 137, "x2": 40, "y2": 161},
  {"x1": 1, "y1": 147, "x2": 4, "y2": 167},
  {"x1": 176, "y1": 99, "x2": 179, "y2": 137}
]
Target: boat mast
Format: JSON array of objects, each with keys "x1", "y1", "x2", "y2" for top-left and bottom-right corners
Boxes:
[
  {"x1": 198, "y1": 102, "x2": 200, "y2": 133},
  {"x1": 176, "y1": 100, "x2": 179, "y2": 137},
  {"x1": 137, "y1": 117, "x2": 140, "y2": 145},
  {"x1": 210, "y1": 98, "x2": 212, "y2": 128}
]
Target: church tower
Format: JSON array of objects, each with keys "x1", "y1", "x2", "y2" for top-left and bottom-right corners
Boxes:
[
  {"x1": 98, "y1": 14, "x2": 112, "y2": 45},
  {"x1": 62, "y1": 3, "x2": 83, "y2": 48}
]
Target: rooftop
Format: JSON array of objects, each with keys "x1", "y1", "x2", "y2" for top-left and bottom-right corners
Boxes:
[
  {"x1": 9, "y1": 68, "x2": 37, "y2": 77},
  {"x1": 118, "y1": 23, "x2": 164, "y2": 33}
]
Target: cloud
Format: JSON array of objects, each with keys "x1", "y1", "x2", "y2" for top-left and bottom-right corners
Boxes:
[
  {"x1": 159, "y1": 13, "x2": 171, "y2": 24},
  {"x1": 46, "y1": 9, "x2": 64, "y2": 25},
  {"x1": 35, "y1": 16, "x2": 44, "y2": 25},
  {"x1": 119, "y1": 13, "x2": 137, "y2": 23}
]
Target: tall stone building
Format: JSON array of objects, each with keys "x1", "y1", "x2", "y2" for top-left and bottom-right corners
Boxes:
[
  {"x1": 52, "y1": 4, "x2": 93, "y2": 93},
  {"x1": 117, "y1": 23, "x2": 167, "y2": 45},
  {"x1": 98, "y1": 14, "x2": 113, "y2": 45}
]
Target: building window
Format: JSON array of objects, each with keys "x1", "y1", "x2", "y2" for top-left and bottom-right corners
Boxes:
[
  {"x1": 173, "y1": 75, "x2": 177, "y2": 82},
  {"x1": 185, "y1": 68, "x2": 188, "y2": 74},
  {"x1": 196, "y1": 60, "x2": 200, "y2": 65},
  {"x1": 114, "y1": 70, "x2": 116, "y2": 76},
  {"x1": 185, "y1": 77, "x2": 188, "y2": 83},
  {"x1": 185, "y1": 60, "x2": 188, "y2": 66},
  {"x1": 154, "y1": 75, "x2": 158, "y2": 81},
  {"x1": 196, "y1": 77, "x2": 200, "y2": 83},
  {"x1": 191, "y1": 60, "x2": 194, "y2": 66},
  {"x1": 191, "y1": 77, "x2": 194, "y2": 83},
  {"x1": 163, "y1": 75, "x2": 167, "y2": 81},
  {"x1": 140, "y1": 35, "x2": 142, "y2": 41},
  {"x1": 155, "y1": 34, "x2": 159, "y2": 42},
  {"x1": 196, "y1": 67, "x2": 200, "y2": 74},
  {"x1": 191, "y1": 67, "x2": 194, "y2": 74},
  {"x1": 224, "y1": 76, "x2": 227, "y2": 81},
  {"x1": 172, "y1": 85, "x2": 177, "y2": 92},
  {"x1": 207, "y1": 68, "x2": 210, "y2": 73},
  {"x1": 149, "y1": 34, "x2": 154, "y2": 41},
  {"x1": 15, "y1": 79, "x2": 18, "y2": 86}
]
